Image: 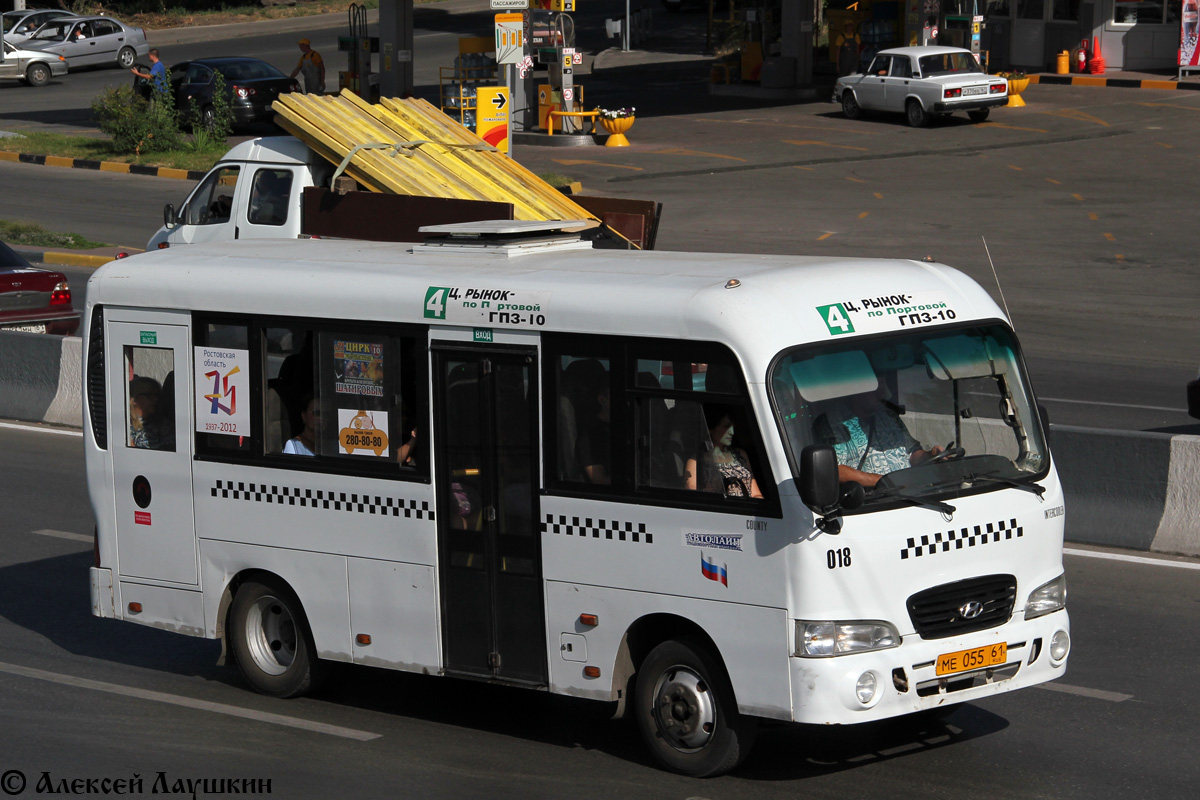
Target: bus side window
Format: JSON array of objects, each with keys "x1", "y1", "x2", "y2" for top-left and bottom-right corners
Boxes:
[
  {"x1": 125, "y1": 346, "x2": 175, "y2": 452},
  {"x1": 633, "y1": 352, "x2": 769, "y2": 502},
  {"x1": 266, "y1": 326, "x2": 313, "y2": 454},
  {"x1": 196, "y1": 321, "x2": 250, "y2": 454}
]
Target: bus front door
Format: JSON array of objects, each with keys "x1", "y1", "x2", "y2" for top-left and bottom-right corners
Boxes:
[
  {"x1": 106, "y1": 319, "x2": 198, "y2": 585},
  {"x1": 433, "y1": 347, "x2": 546, "y2": 685}
]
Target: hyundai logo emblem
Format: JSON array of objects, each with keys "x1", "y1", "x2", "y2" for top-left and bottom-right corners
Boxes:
[{"x1": 959, "y1": 601, "x2": 985, "y2": 619}]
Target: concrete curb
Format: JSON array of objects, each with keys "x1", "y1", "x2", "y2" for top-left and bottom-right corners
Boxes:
[
  {"x1": 1030, "y1": 74, "x2": 1200, "y2": 90},
  {"x1": 0, "y1": 150, "x2": 207, "y2": 182},
  {"x1": 13, "y1": 245, "x2": 141, "y2": 269},
  {"x1": 3, "y1": 325, "x2": 1197, "y2": 559}
]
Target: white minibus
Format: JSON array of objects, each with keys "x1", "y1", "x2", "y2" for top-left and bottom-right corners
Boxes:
[{"x1": 84, "y1": 221, "x2": 1069, "y2": 776}]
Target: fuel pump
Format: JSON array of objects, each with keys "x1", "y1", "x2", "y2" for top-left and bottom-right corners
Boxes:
[
  {"x1": 939, "y1": 1, "x2": 983, "y2": 62},
  {"x1": 339, "y1": 3, "x2": 379, "y2": 101},
  {"x1": 546, "y1": 2, "x2": 579, "y2": 132}
]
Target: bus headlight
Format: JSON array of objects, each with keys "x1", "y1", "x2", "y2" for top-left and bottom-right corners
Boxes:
[
  {"x1": 1024, "y1": 574, "x2": 1067, "y2": 619},
  {"x1": 796, "y1": 620, "x2": 900, "y2": 657}
]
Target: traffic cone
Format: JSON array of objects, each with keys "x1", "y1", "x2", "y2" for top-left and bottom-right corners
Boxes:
[{"x1": 1088, "y1": 37, "x2": 1106, "y2": 74}]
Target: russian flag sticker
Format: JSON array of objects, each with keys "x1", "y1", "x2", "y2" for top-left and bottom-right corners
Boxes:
[{"x1": 701, "y1": 553, "x2": 728, "y2": 587}]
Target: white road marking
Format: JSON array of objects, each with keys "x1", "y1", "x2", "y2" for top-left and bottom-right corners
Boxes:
[
  {"x1": 33, "y1": 529, "x2": 92, "y2": 543},
  {"x1": 1065, "y1": 547, "x2": 1200, "y2": 570},
  {"x1": 0, "y1": 421, "x2": 82, "y2": 437},
  {"x1": 1039, "y1": 396, "x2": 1188, "y2": 413},
  {"x1": 0, "y1": 661, "x2": 381, "y2": 741},
  {"x1": 1036, "y1": 682, "x2": 1133, "y2": 703}
]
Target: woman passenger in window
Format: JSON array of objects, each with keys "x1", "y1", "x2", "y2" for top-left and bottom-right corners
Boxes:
[
  {"x1": 284, "y1": 395, "x2": 319, "y2": 456},
  {"x1": 685, "y1": 405, "x2": 763, "y2": 499},
  {"x1": 128, "y1": 376, "x2": 162, "y2": 449}
]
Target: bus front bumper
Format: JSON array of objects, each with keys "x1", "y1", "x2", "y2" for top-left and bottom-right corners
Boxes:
[{"x1": 788, "y1": 610, "x2": 1069, "y2": 723}]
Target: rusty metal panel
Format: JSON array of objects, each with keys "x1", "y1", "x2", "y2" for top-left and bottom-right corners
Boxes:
[{"x1": 301, "y1": 188, "x2": 514, "y2": 243}]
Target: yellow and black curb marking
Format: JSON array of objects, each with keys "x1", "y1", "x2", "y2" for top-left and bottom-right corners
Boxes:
[
  {"x1": 1031, "y1": 75, "x2": 1200, "y2": 91},
  {"x1": 0, "y1": 150, "x2": 207, "y2": 181}
]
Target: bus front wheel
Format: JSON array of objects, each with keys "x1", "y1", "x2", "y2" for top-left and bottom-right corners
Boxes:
[
  {"x1": 229, "y1": 577, "x2": 323, "y2": 698},
  {"x1": 634, "y1": 638, "x2": 756, "y2": 777}
]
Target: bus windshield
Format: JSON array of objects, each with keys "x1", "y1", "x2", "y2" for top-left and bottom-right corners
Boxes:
[{"x1": 771, "y1": 324, "x2": 1048, "y2": 506}]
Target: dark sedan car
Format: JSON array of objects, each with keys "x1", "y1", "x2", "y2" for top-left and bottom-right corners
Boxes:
[
  {"x1": 0, "y1": 241, "x2": 80, "y2": 336},
  {"x1": 167, "y1": 57, "x2": 299, "y2": 130}
]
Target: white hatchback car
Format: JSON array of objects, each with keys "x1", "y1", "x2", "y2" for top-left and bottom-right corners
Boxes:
[{"x1": 834, "y1": 46, "x2": 1008, "y2": 127}]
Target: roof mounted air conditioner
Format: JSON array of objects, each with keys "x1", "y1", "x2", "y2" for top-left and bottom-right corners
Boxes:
[{"x1": 412, "y1": 219, "x2": 598, "y2": 257}]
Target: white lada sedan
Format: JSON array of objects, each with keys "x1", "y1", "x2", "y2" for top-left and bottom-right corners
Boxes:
[{"x1": 834, "y1": 46, "x2": 1008, "y2": 127}]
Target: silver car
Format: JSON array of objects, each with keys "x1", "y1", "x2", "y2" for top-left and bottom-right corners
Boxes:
[
  {"x1": 21, "y1": 15, "x2": 148, "y2": 70},
  {"x1": 834, "y1": 46, "x2": 1008, "y2": 127},
  {"x1": 1, "y1": 37, "x2": 68, "y2": 86},
  {"x1": 1, "y1": 8, "x2": 77, "y2": 45}
]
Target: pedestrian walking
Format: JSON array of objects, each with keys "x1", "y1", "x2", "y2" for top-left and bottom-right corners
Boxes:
[
  {"x1": 289, "y1": 38, "x2": 326, "y2": 95},
  {"x1": 131, "y1": 49, "x2": 167, "y2": 97}
]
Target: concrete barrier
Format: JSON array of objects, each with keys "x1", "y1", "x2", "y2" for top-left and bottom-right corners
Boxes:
[
  {"x1": 1, "y1": 330, "x2": 1198, "y2": 557},
  {"x1": 0, "y1": 331, "x2": 82, "y2": 428}
]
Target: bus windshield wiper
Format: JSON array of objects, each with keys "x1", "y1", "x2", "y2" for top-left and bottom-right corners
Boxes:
[
  {"x1": 967, "y1": 470, "x2": 1046, "y2": 498},
  {"x1": 870, "y1": 486, "x2": 956, "y2": 515}
]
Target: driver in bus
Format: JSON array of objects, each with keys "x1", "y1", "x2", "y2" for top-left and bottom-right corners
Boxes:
[{"x1": 815, "y1": 387, "x2": 943, "y2": 488}]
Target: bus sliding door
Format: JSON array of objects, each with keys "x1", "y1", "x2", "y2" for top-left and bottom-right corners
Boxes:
[
  {"x1": 105, "y1": 318, "x2": 198, "y2": 585},
  {"x1": 433, "y1": 346, "x2": 546, "y2": 685}
]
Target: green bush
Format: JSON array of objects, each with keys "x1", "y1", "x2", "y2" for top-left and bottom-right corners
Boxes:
[{"x1": 91, "y1": 79, "x2": 183, "y2": 155}]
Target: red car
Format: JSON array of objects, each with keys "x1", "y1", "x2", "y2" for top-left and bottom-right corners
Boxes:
[{"x1": 0, "y1": 240, "x2": 80, "y2": 335}]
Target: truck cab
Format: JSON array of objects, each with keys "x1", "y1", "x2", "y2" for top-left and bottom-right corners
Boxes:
[{"x1": 148, "y1": 137, "x2": 331, "y2": 250}]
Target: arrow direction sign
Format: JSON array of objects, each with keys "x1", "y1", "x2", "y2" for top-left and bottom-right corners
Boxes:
[{"x1": 477, "y1": 87, "x2": 511, "y2": 155}]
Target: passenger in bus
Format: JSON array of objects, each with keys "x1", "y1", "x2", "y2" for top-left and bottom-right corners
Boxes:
[
  {"x1": 147, "y1": 371, "x2": 176, "y2": 450},
  {"x1": 815, "y1": 389, "x2": 943, "y2": 488},
  {"x1": 396, "y1": 424, "x2": 418, "y2": 466},
  {"x1": 685, "y1": 405, "x2": 763, "y2": 499},
  {"x1": 128, "y1": 376, "x2": 162, "y2": 449},
  {"x1": 575, "y1": 371, "x2": 611, "y2": 485},
  {"x1": 283, "y1": 395, "x2": 319, "y2": 456}
]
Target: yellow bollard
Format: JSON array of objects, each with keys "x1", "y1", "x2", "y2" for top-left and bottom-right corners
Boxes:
[{"x1": 1056, "y1": 51, "x2": 1070, "y2": 75}]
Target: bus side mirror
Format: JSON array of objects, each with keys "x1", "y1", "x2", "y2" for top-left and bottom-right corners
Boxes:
[
  {"x1": 799, "y1": 445, "x2": 843, "y2": 534},
  {"x1": 163, "y1": 203, "x2": 177, "y2": 229}
]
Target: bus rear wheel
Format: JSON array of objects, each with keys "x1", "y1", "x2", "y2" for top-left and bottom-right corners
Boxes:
[
  {"x1": 229, "y1": 577, "x2": 323, "y2": 698},
  {"x1": 634, "y1": 638, "x2": 756, "y2": 777}
]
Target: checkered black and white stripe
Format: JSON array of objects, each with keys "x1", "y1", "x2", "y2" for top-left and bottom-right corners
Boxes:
[
  {"x1": 211, "y1": 480, "x2": 433, "y2": 520},
  {"x1": 542, "y1": 513, "x2": 653, "y2": 544},
  {"x1": 900, "y1": 518, "x2": 1022, "y2": 560}
]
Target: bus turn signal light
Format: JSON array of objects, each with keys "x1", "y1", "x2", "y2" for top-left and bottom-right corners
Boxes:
[
  {"x1": 579, "y1": 614, "x2": 599, "y2": 627},
  {"x1": 127, "y1": 602, "x2": 142, "y2": 614},
  {"x1": 583, "y1": 666, "x2": 601, "y2": 678},
  {"x1": 355, "y1": 634, "x2": 372, "y2": 646}
]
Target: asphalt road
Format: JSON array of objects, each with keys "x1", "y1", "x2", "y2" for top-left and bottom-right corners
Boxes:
[{"x1": 1, "y1": 420, "x2": 1197, "y2": 798}]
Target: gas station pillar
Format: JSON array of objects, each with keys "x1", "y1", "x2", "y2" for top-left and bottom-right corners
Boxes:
[
  {"x1": 781, "y1": 0, "x2": 815, "y2": 89},
  {"x1": 378, "y1": 0, "x2": 414, "y2": 99}
]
